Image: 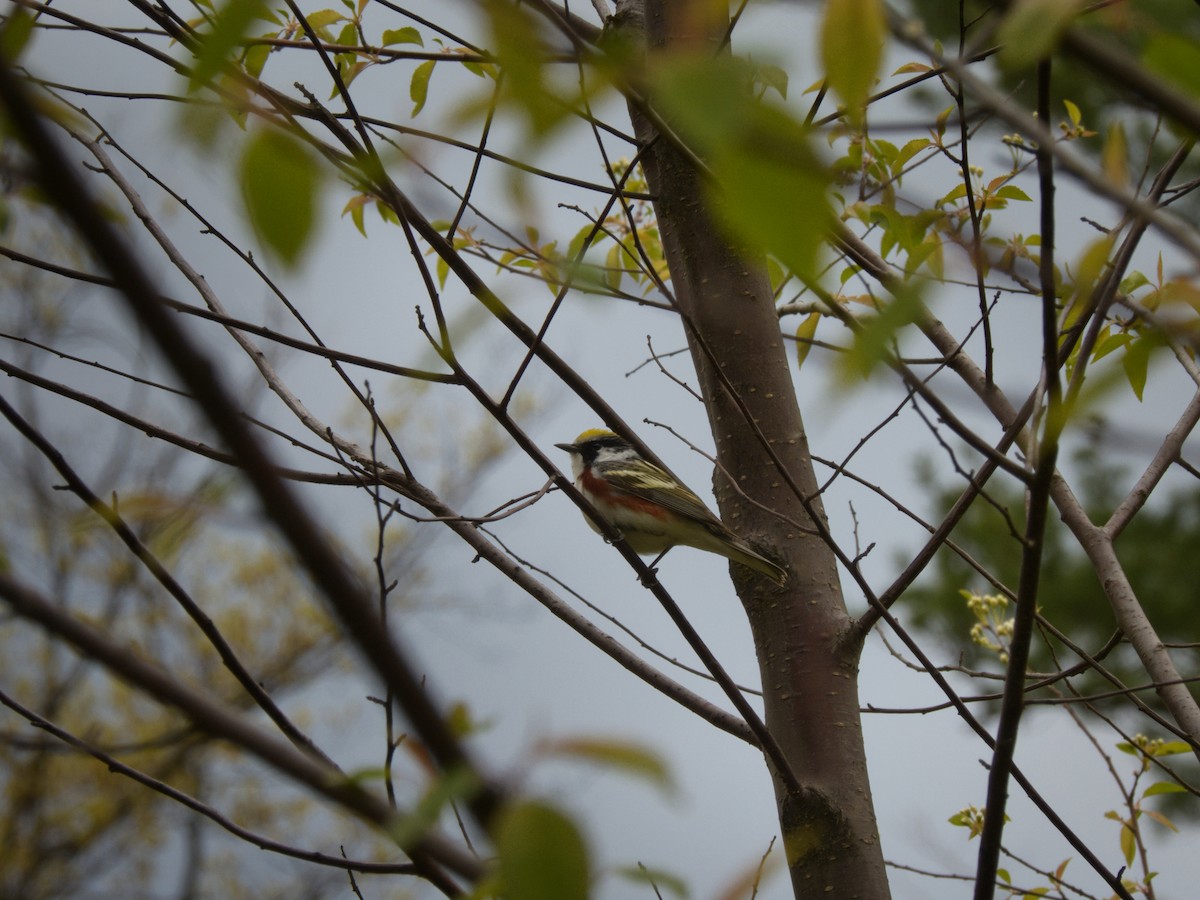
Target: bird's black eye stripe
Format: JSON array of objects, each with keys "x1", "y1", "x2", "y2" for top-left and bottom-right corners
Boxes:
[
  {"x1": 592, "y1": 436, "x2": 628, "y2": 450},
  {"x1": 580, "y1": 435, "x2": 630, "y2": 462}
]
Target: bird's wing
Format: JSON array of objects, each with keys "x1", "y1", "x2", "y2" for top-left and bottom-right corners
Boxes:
[{"x1": 601, "y1": 463, "x2": 728, "y2": 531}]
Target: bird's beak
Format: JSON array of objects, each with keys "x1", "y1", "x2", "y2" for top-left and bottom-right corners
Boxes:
[{"x1": 554, "y1": 442, "x2": 576, "y2": 452}]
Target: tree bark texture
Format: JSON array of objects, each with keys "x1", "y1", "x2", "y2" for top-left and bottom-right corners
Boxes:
[{"x1": 612, "y1": 2, "x2": 892, "y2": 897}]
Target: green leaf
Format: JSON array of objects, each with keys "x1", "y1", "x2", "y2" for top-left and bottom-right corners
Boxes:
[
  {"x1": 1121, "y1": 333, "x2": 1164, "y2": 402},
  {"x1": 538, "y1": 737, "x2": 673, "y2": 793},
  {"x1": 239, "y1": 128, "x2": 321, "y2": 264},
  {"x1": 923, "y1": 235, "x2": 945, "y2": 279},
  {"x1": 0, "y1": 7, "x2": 36, "y2": 62},
  {"x1": 604, "y1": 243, "x2": 624, "y2": 291},
  {"x1": 389, "y1": 768, "x2": 482, "y2": 848},
  {"x1": 842, "y1": 285, "x2": 924, "y2": 379},
  {"x1": 995, "y1": 185, "x2": 1032, "y2": 202},
  {"x1": 938, "y1": 183, "x2": 968, "y2": 206},
  {"x1": 1103, "y1": 121, "x2": 1129, "y2": 189},
  {"x1": 755, "y1": 63, "x2": 789, "y2": 100},
  {"x1": 341, "y1": 193, "x2": 369, "y2": 235},
  {"x1": 1119, "y1": 823, "x2": 1136, "y2": 866},
  {"x1": 649, "y1": 56, "x2": 830, "y2": 281},
  {"x1": 376, "y1": 199, "x2": 400, "y2": 226},
  {"x1": 997, "y1": 0, "x2": 1085, "y2": 70},
  {"x1": 894, "y1": 137, "x2": 932, "y2": 173},
  {"x1": 1141, "y1": 808, "x2": 1179, "y2": 832},
  {"x1": 820, "y1": 0, "x2": 886, "y2": 122},
  {"x1": 336, "y1": 59, "x2": 369, "y2": 93},
  {"x1": 189, "y1": 0, "x2": 269, "y2": 92},
  {"x1": 567, "y1": 223, "x2": 599, "y2": 260},
  {"x1": 242, "y1": 41, "x2": 271, "y2": 80},
  {"x1": 479, "y1": 0, "x2": 566, "y2": 135},
  {"x1": 303, "y1": 9, "x2": 345, "y2": 35},
  {"x1": 904, "y1": 238, "x2": 942, "y2": 277},
  {"x1": 1119, "y1": 271, "x2": 1150, "y2": 295},
  {"x1": 1122, "y1": 337, "x2": 1150, "y2": 401},
  {"x1": 794, "y1": 312, "x2": 820, "y2": 370},
  {"x1": 1143, "y1": 34, "x2": 1200, "y2": 99},
  {"x1": 1155, "y1": 740, "x2": 1195, "y2": 757},
  {"x1": 1091, "y1": 327, "x2": 1130, "y2": 363},
  {"x1": 382, "y1": 26, "x2": 423, "y2": 47},
  {"x1": 1063, "y1": 99, "x2": 1082, "y2": 128},
  {"x1": 462, "y1": 57, "x2": 492, "y2": 79},
  {"x1": 1061, "y1": 236, "x2": 1113, "y2": 336},
  {"x1": 766, "y1": 256, "x2": 787, "y2": 293},
  {"x1": 496, "y1": 801, "x2": 590, "y2": 900},
  {"x1": 410, "y1": 59, "x2": 436, "y2": 117},
  {"x1": 446, "y1": 699, "x2": 493, "y2": 737},
  {"x1": 717, "y1": 136, "x2": 828, "y2": 280},
  {"x1": 334, "y1": 21, "x2": 357, "y2": 51}
]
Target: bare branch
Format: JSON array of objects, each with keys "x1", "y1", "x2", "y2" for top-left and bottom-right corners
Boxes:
[{"x1": 0, "y1": 572, "x2": 480, "y2": 890}]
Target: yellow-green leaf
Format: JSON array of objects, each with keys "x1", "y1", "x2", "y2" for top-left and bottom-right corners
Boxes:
[
  {"x1": 1144, "y1": 781, "x2": 1186, "y2": 796},
  {"x1": 842, "y1": 285, "x2": 923, "y2": 379},
  {"x1": 480, "y1": 0, "x2": 565, "y2": 135},
  {"x1": 1155, "y1": 740, "x2": 1195, "y2": 757},
  {"x1": 189, "y1": 0, "x2": 269, "y2": 92},
  {"x1": 894, "y1": 137, "x2": 932, "y2": 172},
  {"x1": 1141, "y1": 809, "x2": 1178, "y2": 832},
  {"x1": 538, "y1": 737, "x2": 673, "y2": 792},
  {"x1": 304, "y1": 9, "x2": 346, "y2": 32},
  {"x1": 820, "y1": 0, "x2": 886, "y2": 122},
  {"x1": 756, "y1": 63, "x2": 789, "y2": 100},
  {"x1": 1102, "y1": 122, "x2": 1128, "y2": 189},
  {"x1": 389, "y1": 768, "x2": 481, "y2": 849},
  {"x1": 0, "y1": 7, "x2": 35, "y2": 62},
  {"x1": 1143, "y1": 34, "x2": 1200, "y2": 99},
  {"x1": 1119, "y1": 823, "x2": 1136, "y2": 866},
  {"x1": 1122, "y1": 335, "x2": 1152, "y2": 401},
  {"x1": 410, "y1": 59, "x2": 435, "y2": 117},
  {"x1": 1061, "y1": 236, "x2": 1113, "y2": 336},
  {"x1": 794, "y1": 312, "x2": 820, "y2": 370},
  {"x1": 995, "y1": 185, "x2": 1031, "y2": 202},
  {"x1": 997, "y1": 0, "x2": 1085, "y2": 70},
  {"x1": 496, "y1": 801, "x2": 589, "y2": 900},
  {"x1": 649, "y1": 56, "x2": 831, "y2": 281},
  {"x1": 939, "y1": 183, "x2": 969, "y2": 206},
  {"x1": 342, "y1": 193, "x2": 369, "y2": 236},
  {"x1": 1063, "y1": 99, "x2": 1082, "y2": 127},
  {"x1": 604, "y1": 243, "x2": 623, "y2": 291},
  {"x1": 382, "y1": 26, "x2": 423, "y2": 47},
  {"x1": 242, "y1": 41, "x2": 270, "y2": 80},
  {"x1": 239, "y1": 128, "x2": 321, "y2": 264}
]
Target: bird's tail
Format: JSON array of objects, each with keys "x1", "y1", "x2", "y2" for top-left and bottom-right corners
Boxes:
[{"x1": 726, "y1": 541, "x2": 788, "y2": 586}]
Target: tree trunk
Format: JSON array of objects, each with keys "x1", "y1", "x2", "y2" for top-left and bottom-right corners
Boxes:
[{"x1": 612, "y1": 2, "x2": 891, "y2": 896}]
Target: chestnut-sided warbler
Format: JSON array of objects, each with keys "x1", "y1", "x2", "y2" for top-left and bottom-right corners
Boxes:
[{"x1": 556, "y1": 429, "x2": 787, "y2": 585}]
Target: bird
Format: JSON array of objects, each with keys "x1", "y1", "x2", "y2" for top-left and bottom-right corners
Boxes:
[{"x1": 555, "y1": 429, "x2": 787, "y2": 585}]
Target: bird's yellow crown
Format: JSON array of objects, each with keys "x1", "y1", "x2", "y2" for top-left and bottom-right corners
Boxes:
[{"x1": 573, "y1": 428, "x2": 619, "y2": 444}]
